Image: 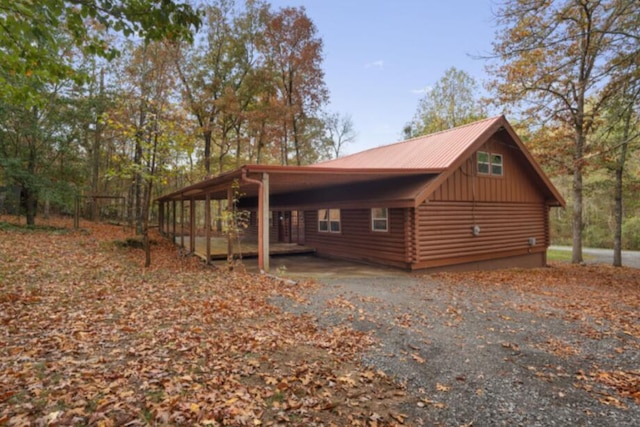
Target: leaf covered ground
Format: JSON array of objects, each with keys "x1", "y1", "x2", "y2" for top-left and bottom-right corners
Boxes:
[
  {"x1": 2, "y1": 216, "x2": 639, "y2": 426},
  {"x1": 0, "y1": 217, "x2": 407, "y2": 426}
]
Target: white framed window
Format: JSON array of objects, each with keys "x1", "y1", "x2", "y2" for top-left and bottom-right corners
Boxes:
[
  {"x1": 318, "y1": 209, "x2": 340, "y2": 233},
  {"x1": 477, "y1": 151, "x2": 490, "y2": 174},
  {"x1": 478, "y1": 151, "x2": 503, "y2": 176},
  {"x1": 371, "y1": 208, "x2": 389, "y2": 232},
  {"x1": 491, "y1": 153, "x2": 503, "y2": 176}
]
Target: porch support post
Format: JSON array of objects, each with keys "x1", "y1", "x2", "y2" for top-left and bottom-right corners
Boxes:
[
  {"x1": 180, "y1": 197, "x2": 185, "y2": 249},
  {"x1": 172, "y1": 200, "x2": 176, "y2": 243},
  {"x1": 205, "y1": 193, "x2": 211, "y2": 264},
  {"x1": 227, "y1": 187, "x2": 233, "y2": 259},
  {"x1": 262, "y1": 173, "x2": 270, "y2": 272},
  {"x1": 158, "y1": 201, "x2": 164, "y2": 235},
  {"x1": 189, "y1": 197, "x2": 196, "y2": 254},
  {"x1": 241, "y1": 170, "x2": 270, "y2": 272}
]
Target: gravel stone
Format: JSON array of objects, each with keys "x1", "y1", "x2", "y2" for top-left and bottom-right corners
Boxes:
[{"x1": 274, "y1": 273, "x2": 640, "y2": 426}]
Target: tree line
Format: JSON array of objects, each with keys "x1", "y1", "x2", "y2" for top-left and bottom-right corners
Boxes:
[
  {"x1": 0, "y1": 0, "x2": 355, "y2": 231},
  {"x1": 1, "y1": 0, "x2": 638, "y2": 266},
  {"x1": 404, "y1": 0, "x2": 639, "y2": 264}
]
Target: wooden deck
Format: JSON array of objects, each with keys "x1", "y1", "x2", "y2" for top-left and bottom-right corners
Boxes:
[{"x1": 175, "y1": 236, "x2": 315, "y2": 261}]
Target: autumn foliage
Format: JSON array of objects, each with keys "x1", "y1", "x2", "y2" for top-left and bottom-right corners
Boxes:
[
  {"x1": 2, "y1": 217, "x2": 639, "y2": 425},
  {"x1": 0, "y1": 217, "x2": 405, "y2": 426}
]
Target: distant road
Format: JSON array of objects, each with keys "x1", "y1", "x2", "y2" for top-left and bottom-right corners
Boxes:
[{"x1": 549, "y1": 246, "x2": 640, "y2": 269}]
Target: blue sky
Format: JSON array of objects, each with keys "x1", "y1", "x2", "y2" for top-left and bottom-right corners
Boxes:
[{"x1": 269, "y1": 0, "x2": 498, "y2": 154}]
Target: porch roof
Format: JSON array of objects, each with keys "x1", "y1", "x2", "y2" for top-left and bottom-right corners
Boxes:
[{"x1": 156, "y1": 165, "x2": 439, "y2": 208}]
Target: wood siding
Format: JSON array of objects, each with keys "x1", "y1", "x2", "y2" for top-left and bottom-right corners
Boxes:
[
  {"x1": 412, "y1": 136, "x2": 551, "y2": 270},
  {"x1": 430, "y1": 137, "x2": 544, "y2": 203},
  {"x1": 413, "y1": 201, "x2": 548, "y2": 269},
  {"x1": 305, "y1": 208, "x2": 410, "y2": 268}
]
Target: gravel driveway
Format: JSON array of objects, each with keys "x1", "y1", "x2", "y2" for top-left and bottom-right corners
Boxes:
[{"x1": 278, "y1": 270, "x2": 640, "y2": 426}]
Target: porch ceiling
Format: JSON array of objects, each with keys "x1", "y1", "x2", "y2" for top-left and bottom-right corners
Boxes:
[{"x1": 157, "y1": 165, "x2": 439, "y2": 206}]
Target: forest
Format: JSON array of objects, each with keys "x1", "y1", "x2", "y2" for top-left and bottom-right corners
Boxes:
[{"x1": 0, "y1": 0, "x2": 638, "y2": 257}]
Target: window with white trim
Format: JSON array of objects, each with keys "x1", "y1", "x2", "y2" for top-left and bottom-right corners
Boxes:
[
  {"x1": 371, "y1": 208, "x2": 389, "y2": 232},
  {"x1": 477, "y1": 151, "x2": 503, "y2": 176},
  {"x1": 318, "y1": 209, "x2": 341, "y2": 233},
  {"x1": 491, "y1": 153, "x2": 503, "y2": 176},
  {"x1": 477, "y1": 151, "x2": 490, "y2": 174}
]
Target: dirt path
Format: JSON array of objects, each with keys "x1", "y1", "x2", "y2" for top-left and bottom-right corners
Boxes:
[{"x1": 278, "y1": 267, "x2": 640, "y2": 426}]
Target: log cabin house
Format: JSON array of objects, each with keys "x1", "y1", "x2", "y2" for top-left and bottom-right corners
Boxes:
[{"x1": 157, "y1": 115, "x2": 565, "y2": 272}]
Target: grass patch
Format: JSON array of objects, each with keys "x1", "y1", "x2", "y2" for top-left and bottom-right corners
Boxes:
[
  {"x1": 547, "y1": 249, "x2": 595, "y2": 262},
  {"x1": 0, "y1": 220, "x2": 69, "y2": 234}
]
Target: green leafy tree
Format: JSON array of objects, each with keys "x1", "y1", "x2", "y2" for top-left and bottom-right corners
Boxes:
[
  {"x1": 173, "y1": 0, "x2": 269, "y2": 175},
  {"x1": 0, "y1": 0, "x2": 201, "y2": 106},
  {"x1": 107, "y1": 40, "x2": 188, "y2": 265},
  {"x1": 404, "y1": 67, "x2": 486, "y2": 139},
  {"x1": 598, "y1": 80, "x2": 640, "y2": 265},
  {"x1": 0, "y1": 0, "x2": 201, "y2": 226},
  {"x1": 488, "y1": 0, "x2": 639, "y2": 263}
]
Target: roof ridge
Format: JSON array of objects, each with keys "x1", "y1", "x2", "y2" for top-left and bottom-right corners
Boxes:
[
  {"x1": 314, "y1": 115, "x2": 504, "y2": 166},
  {"x1": 401, "y1": 115, "x2": 504, "y2": 143}
]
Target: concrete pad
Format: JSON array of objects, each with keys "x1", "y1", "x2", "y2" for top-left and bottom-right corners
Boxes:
[{"x1": 212, "y1": 254, "x2": 410, "y2": 279}]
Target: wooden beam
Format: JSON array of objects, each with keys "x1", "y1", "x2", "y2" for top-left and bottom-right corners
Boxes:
[
  {"x1": 262, "y1": 173, "x2": 270, "y2": 272},
  {"x1": 172, "y1": 200, "x2": 176, "y2": 242},
  {"x1": 241, "y1": 169, "x2": 270, "y2": 272},
  {"x1": 227, "y1": 187, "x2": 233, "y2": 259},
  {"x1": 180, "y1": 198, "x2": 185, "y2": 249},
  {"x1": 190, "y1": 198, "x2": 196, "y2": 254},
  {"x1": 205, "y1": 193, "x2": 211, "y2": 264},
  {"x1": 158, "y1": 200, "x2": 164, "y2": 235}
]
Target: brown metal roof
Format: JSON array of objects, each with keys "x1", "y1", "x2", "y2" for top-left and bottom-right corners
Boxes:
[
  {"x1": 313, "y1": 116, "x2": 505, "y2": 170},
  {"x1": 157, "y1": 115, "x2": 565, "y2": 208}
]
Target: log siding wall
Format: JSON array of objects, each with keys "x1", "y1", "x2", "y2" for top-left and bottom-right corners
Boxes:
[
  {"x1": 414, "y1": 201, "x2": 547, "y2": 268},
  {"x1": 305, "y1": 208, "x2": 410, "y2": 268},
  {"x1": 413, "y1": 137, "x2": 550, "y2": 270}
]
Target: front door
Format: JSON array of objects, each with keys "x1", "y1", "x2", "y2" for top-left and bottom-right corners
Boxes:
[{"x1": 277, "y1": 211, "x2": 291, "y2": 243}]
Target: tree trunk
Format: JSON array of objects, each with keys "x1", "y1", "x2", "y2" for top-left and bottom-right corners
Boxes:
[
  {"x1": 23, "y1": 186, "x2": 37, "y2": 226},
  {"x1": 204, "y1": 129, "x2": 212, "y2": 177},
  {"x1": 613, "y1": 164, "x2": 624, "y2": 267},
  {"x1": 571, "y1": 132, "x2": 584, "y2": 264},
  {"x1": 134, "y1": 140, "x2": 143, "y2": 234},
  {"x1": 142, "y1": 181, "x2": 152, "y2": 268},
  {"x1": 292, "y1": 115, "x2": 301, "y2": 166},
  {"x1": 91, "y1": 68, "x2": 104, "y2": 221},
  {"x1": 613, "y1": 108, "x2": 632, "y2": 267},
  {"x1": 25, "y1": 146, "x2": 37, "y2": 226}
]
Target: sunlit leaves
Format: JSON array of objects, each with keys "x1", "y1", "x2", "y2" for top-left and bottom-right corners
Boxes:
[
  {"x1": 0, "y1": 0, "x2": 201, "y2": 106},
  {"x1": 0, "y1": 217, "x2": 409, "y2": 425},
  {"x1": 404, "y1": 67, "x2": 486, "y2": 138}
]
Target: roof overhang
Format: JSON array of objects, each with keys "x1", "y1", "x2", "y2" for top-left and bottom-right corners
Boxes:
[{"x1": 157, "y1": 164, "x2": 441, "y2": 207}]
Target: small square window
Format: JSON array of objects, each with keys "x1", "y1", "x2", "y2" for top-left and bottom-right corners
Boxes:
[
  {"x1": 371, "y1": 208, "x2": 389, "y2": 232},
  {"x1": 318, "y1": 209, "x2": 340, "y2": 233}
]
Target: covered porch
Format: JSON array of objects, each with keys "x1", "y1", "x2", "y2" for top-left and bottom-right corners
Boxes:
[
  {"x1": 176, "y1": 235, "x2": 315, "y2": 262},
  {"x1": 156, "y1": 165, "x2": 435, "y2": 272}
]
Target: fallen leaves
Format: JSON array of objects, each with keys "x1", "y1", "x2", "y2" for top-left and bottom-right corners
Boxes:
[
  {"x1": 436, "y1": 263, "x2": 640, "y2": 409},
  {"x1": 0, "y1": 216, "x2": 409, "y2": 426},
  {"x1": 591, "y1": 370, "x2": 640, "y2": 405}
]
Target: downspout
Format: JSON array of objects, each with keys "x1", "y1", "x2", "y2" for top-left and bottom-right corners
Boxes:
[{"x1": 241, "y1": 169, "x2": 265, "y2": 272}]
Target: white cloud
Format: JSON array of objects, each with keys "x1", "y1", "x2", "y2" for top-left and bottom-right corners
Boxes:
[
  {"x1": 411, "y1": 85, "x2": 433, "y2": 95},
  {"x1": 364, "y1": 60, "x2": 384, "y2": 69}
]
